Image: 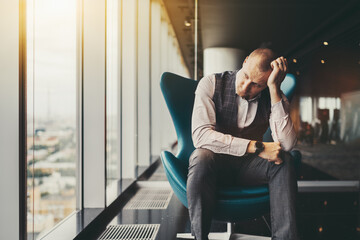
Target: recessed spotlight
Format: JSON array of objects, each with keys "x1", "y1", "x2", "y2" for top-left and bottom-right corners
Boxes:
[
  {"x1": 184, "y1": 20, "x2": 191, "y2": 27},
  {"x1": 323, "y1": 41, "x2": 328, "y2": 46},
  {"x1": 293, "y1": 59, "x2": 297, "y2": 63},
  {"x1": 321, "y1": 59, "x2": 325, "y2": 64}
]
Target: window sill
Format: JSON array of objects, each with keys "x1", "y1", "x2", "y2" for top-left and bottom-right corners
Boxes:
[
  {"x1": 40, "y1": 158, "x2": 161, "y2": 240},
  {"x1": 39, "y1": 178, "x2": 135, "y2": 240}
]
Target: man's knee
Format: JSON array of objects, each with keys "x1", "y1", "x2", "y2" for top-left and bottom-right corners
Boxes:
[
  {"x1": 189, "y1": 148, "x2": 216, "y2": 169},
  {"x1": 269, "y1": 151, "x2": 297, "y2": 181},
  {"x1": 280, "y1": 151, "x2": 297, "y2": 172}
]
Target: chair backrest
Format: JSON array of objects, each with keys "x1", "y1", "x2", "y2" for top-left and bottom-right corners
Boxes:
[
  {"x1": 280, "y1": 73, "x2": 297, "y2": 102},
  {"x1": 160, "y1": 72, "x2": 198, "y2": 162},
  {"x1": 160, "y1": 72, "x2": 297, "y2": 163}
]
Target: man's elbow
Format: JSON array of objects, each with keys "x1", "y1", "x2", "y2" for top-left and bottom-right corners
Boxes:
[
  {"x1": 193, "y1": 139, "x2": 201, "y2": 149},
  {"x1": 192, "y1": 132, "x2": 202, "y2": 149},
  {"x1": 282, "y1": 136, "x2": 297, "y2": 152},
  {"x1": 192, "y1": 127, "x2": 211, "y2": 149}
]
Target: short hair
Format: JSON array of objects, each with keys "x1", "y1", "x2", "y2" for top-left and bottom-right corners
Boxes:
[{"x1": 249, "y1": 48, "x2": 278, "y2": 72}]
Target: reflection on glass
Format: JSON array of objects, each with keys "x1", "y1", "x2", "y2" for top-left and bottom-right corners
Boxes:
[
  {"x1": 298, "y1": 95, "x2": 360, "y2": 180},
  {"x1": 293, "y1": 20, "x2": 360, "y2": 182},
  {"x1": 26, "y1": 0, "x2": 78, "y2": 239},
  {"x1": 106, "y1": 0, "x2": 121, "y2": 205}
]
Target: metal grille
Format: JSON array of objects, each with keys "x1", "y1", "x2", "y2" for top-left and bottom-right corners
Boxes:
[
  {"x1": 98, "y1": 224, "x2": 160, "y2": 240},
  {"x1": 148, "y1": 172, "x2": 167, "y2": 181},
  {"x1": 123, "y1": 188, "x2": 173, "y2": 209}
]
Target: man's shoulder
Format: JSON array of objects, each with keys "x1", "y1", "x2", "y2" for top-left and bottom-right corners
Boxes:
[
  {"x1": 198, "y1": 73, "x2": 215, "y2": 85},
  {"x1": 215, "y1": 69, "x2": 239, "y2": 79},
  {"x1": 196, "y1": 74, "x2": 216, "y2": 97},
  {"x1": 197, "y1": 70, "x2": 240, "y2": 94}
]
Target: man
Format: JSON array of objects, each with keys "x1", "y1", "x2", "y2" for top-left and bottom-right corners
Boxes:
[{"x1": 187, "y1": 48, "x2": 299, "y2": 240}]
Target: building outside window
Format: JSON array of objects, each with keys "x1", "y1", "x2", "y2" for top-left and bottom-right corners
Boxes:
[{"x1": 26, "y1": 0, "x2": 79, "y2": 238}]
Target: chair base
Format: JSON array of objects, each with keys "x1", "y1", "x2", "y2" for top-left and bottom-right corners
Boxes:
[
  {"x1": 176, "y1": 232, "x2": 270, "y2": 240},
  {"x1": 177, "y1": 222, "x2": 270, "y2": 240}
]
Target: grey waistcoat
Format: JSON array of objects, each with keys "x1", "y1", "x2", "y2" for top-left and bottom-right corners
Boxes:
[{"x1": 213, "y1": 70, "x2": 271, "y2": 141}]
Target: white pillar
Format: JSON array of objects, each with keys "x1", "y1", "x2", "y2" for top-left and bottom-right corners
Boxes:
[
  {"x1": 106, "y1": 0, "x2": 122, "y2": 205},
  {"x1": 137, "y1": 0, "x2": 151, "y2": 166},
  {"x1": 150, "y1": 0, "x2": 161, "y2": 158},
  {"x1": 203, "y1": 47, "x2": 247, "y2": 76},
  {"x1": 122, "y1": 0, "x2": 138, "y2": 178},
  {"x1": 0, "y1": 1, "x2": 19, "y2": 238},
  {"x1": 83, "y1": 0, "x2": 106, "y2": 208},
  {"x1": 160, "y1": 19, "x2": 169, "y2": 148}
]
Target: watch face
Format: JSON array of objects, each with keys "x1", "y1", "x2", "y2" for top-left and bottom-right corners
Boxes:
[{"x1": 255, "y1": 141, "x2": 263, "y2": 149}]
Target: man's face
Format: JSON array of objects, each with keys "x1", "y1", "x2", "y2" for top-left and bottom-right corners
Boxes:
[{"x1": 235, "y1": 56, "x2": 270, "y2": 100}]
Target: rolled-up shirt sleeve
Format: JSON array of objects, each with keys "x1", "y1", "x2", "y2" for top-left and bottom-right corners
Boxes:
[
  {"x1": 269, "y1": 93, "x2": 297, "y2": 151},
  {"x1": 191, "y1": 75, "x2": 251, "y2": 157}
]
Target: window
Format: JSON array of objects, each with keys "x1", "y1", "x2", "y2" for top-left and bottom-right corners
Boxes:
[{"x1": 26, "y1": 0, "x2": 79, "y2": 238}]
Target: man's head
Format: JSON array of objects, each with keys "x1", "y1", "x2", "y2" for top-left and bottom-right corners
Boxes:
[{"x1": 235, "y1": 48, "x2": 277, "y2": 100}]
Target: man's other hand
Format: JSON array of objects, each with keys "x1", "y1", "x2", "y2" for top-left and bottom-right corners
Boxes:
[{"x1": 259, "y1": 142, "x2": 283, "y2": 165}]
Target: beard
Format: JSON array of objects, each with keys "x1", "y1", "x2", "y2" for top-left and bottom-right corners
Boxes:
[
  {"x1": 243, "y1": 91, "x2": 251, "y2": 100},
  {"x1": 238, "y1": 91, "x2": 251, "y2": 100}
]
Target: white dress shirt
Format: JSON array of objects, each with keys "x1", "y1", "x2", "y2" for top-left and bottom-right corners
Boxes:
[{"x1": 191, "y1": 73, "x2": 297, "y2": 157}]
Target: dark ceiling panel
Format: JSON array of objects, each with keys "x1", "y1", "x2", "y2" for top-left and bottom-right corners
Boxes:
[
  {"x1": 163, "y1": 0, "x2": 360, "y2": 96},
  {"x1": 200, "y1": 0, "x2": 349, "y2": 53}
]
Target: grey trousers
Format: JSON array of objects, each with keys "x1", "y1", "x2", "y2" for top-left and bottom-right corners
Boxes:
[{"x1": 186, "y1": 148, "x2": 300, "y2": 240}]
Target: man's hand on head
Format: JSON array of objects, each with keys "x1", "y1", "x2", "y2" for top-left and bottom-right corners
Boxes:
[{"x1": 267, "y1": 56, "x2": 288, "y2": 90}]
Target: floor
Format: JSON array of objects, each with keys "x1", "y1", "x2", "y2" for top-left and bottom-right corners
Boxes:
[
  {"x1": 100, "y1": 144, "x2": 360, "y2": 240},
  {"x1": 295, "y1": 143, "x2": 360, "y2": 180}
]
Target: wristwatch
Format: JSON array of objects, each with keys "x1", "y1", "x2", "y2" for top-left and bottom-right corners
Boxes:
[{"x1": 254, "y1": 141, "x2": 265, "y2": 155}]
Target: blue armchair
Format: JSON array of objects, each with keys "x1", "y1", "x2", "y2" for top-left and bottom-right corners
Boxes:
[{"x1": 160, "y1": 72, "x2": 301, "y2": 239}]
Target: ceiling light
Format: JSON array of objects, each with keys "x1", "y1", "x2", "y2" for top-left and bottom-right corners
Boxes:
[
  {"x1": 323, "y1": 41, "x2": 328, "y2": 46},
  {"x1": 321, "y1": 59, "x2": 325, "y2": 64},
  {"x1": 184, "y1": 20, "x2": 191, "y2": 27},
  {"x1": 293, "y1": 59, "x2": 297, "y2": 63}
]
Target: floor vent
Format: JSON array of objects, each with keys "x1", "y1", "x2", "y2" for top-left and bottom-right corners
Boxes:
[
  {"x1": 124, "y1": 188, "x2": 173, "y2": 209},
  {"x1": 148, "y1": 172, "x2": 167, "y2": 181},
  {"x1": 98, "y1": 224, "x2": 160, "y2": 240}
]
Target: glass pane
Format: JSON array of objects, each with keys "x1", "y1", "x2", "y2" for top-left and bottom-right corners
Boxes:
[
  {"x1": 296, "y1": 25, "x2": 360, "y2": 181},
  {"x1": 106, "y1": 0, "x2": 121, "y2": 205},
  {"x1": 26, "y1": 0, "x2": 79, "y2": 238}
]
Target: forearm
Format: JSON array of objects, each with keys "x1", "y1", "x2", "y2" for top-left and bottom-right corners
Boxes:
[
  {"x1": 269, "y1": 93, "x2": 297, "y2": 151},
  {"x1": 268, "y1": 85, "x2": 282, "y2": 105},
  {"x1": 192, "y1": 126, "x2": 251, "y2": 157}
]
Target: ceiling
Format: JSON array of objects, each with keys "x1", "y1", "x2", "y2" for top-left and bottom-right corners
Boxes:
[{"x1": 163, "y1": 0, "x2": 360, "y2": 96}]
